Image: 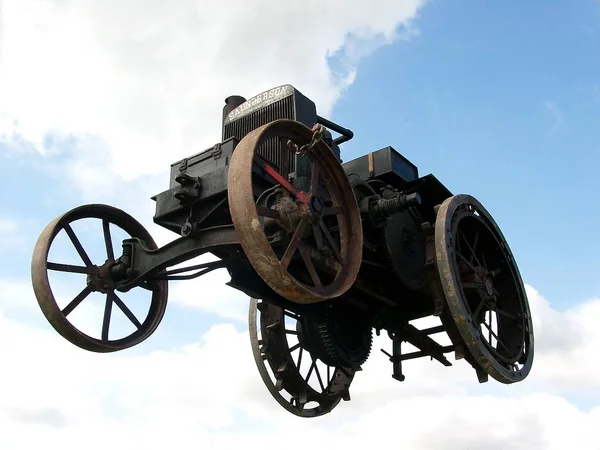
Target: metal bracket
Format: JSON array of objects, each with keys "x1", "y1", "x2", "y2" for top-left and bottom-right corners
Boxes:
[
  {"x1": 178, "y1": 158, "x2": 188, "y2": 173},
  {"x1": 112, "y1": 225, "x2": 240, "y2": 292},
  {"x1": 382, "y1": 324, "x2": 454, "y2": 383},
  {"x1": 211, "y1": 143, "x2": 222, "y2": 160},
  {"x1": 422, "y1": 221, "x2": 445, "y2": 316}
]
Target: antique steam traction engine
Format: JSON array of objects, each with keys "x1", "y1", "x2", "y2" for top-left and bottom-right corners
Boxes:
[{"x1": 31, "y1": 84, "x2": 535, "y2": 417}]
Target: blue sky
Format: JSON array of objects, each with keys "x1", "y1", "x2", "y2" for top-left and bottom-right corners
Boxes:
[
  {"x1": 334, "y1": 0, "x2": 600, "y2": 310},
  {"x1": 0, "y1": 0, "x2": 598, "y2": 340}
]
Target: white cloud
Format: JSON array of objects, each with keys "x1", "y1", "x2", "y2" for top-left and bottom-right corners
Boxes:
[
  {"x1": 0, "y1": 0, "x2": 425, "y2": 188},
  {"x1": 527, "y1": 285, "x2": 600, "y2": 391},
  {"x1": 1, "y1": 280, "x2": 600, "y2": 449},
  {"x1": 168, "y1": 267, "x2": 250, "y2": 322}
]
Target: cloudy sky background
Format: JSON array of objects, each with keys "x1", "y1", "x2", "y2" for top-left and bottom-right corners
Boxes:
[{"x1": 1, "y1": 0, "x2": 600, "y2": 448}]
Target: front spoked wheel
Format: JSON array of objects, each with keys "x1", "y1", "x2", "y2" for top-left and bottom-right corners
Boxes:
[{"x1": 31, "y1": 204, "x2": 168, "y2": 352}]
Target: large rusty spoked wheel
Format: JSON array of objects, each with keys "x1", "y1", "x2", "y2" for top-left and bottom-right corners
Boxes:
[
  {"x1": 31, "y1": 204, "x2": 168, "y2": 353},
  {"x1": 434, "y1": 194, "x2": 534, "y2": 383},
  {"x1": 249, "y1": 298, "x2": 355, "y2": 418},
  {"x1": 228, "y1": 120, "x2": 363, "y2": 303}
]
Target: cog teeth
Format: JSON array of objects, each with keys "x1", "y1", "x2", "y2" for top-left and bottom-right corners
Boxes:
[
  {"x1": 276, "y1": 362, "x2": 289, "y2": 374},
  {"x1": 455, "y1": 344, "x2": 465, "y2": 360},
  {"x1": 259, "y1": 344, "x2": 269, "y2": 360},
  {"x1": 476, "y1": 367, "x2": 489, "y2": 383},
  {"x1": 291, "y1": 391, "x2": 308, "y2": 410},
  {"x1": 275, "y1": 378, "x2": 284, "y2": 391},
  {"x1": 298, "y1": 391, "x2": 308, "y2": 405},
  {"x1": 315, "y1": 309, "x2": 372, "y2": 368}
]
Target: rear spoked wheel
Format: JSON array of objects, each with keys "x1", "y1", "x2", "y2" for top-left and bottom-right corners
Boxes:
[
  {"x1": 434, "y1": 195, "x2": 534, "y2": 383},
  {"x1": 31, "y1": 204, "x2": 168, "y2": 352},
  {"x1": 249, "y1": 298, "x2": 356, "y2": 417}
]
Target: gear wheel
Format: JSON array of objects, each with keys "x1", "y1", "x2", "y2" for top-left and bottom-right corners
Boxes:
[
  {"x1": 302, "y1": 306, "x2": 373, "y2": 369},
  {"x1": 379, "y1": 206, "x2": 428, "y2": 292}
]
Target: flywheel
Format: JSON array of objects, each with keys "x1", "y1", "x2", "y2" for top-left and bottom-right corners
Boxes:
[{"x1": 228, "y1": 120, "x2": 363, "y2": 304}]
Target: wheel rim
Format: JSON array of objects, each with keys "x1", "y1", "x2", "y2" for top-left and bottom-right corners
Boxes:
[
  {"x1": 434, "y1": 194, "x2": 534, "y2": 383},
  {"x1": 228, "y1": 120, "x2": 363, "y2": 303},
  {"x1": 31, "y1": 204, "x2": 168, "y2": 352},
  {"x1": 249, "y1": 298, "x2": 355, "y2": 417}
]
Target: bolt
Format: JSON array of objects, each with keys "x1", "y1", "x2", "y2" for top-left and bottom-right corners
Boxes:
[{"x1": 181, "y1": 222, "x2": 193, "y2": 237}]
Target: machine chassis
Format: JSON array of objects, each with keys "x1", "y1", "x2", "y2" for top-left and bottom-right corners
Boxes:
[{"x1": 30, "y1": 85, "x2": 535, "y2": 418}]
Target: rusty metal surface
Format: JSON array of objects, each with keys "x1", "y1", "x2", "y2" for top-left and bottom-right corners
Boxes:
[
  {"x1": 228, "y1": 119, "x2": 363, "y2": 304},
  {"x1": 31, "y1": 204, "x2": 168, "y2": 353},
  {"x1": 433, "y1": 194, "x2": 535, "y2": 383}
]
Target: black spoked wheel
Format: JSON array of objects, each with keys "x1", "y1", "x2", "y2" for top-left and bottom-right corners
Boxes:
[
  {"x1": 249, "y1": 298, "x2": 356, "y2": 417},
  {"x1": 434, "y1": 194, "x2": 534, "y2": 383}
]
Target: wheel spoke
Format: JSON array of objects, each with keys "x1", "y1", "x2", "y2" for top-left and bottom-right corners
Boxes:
[
  {"x1": 298, "y1": 243, "x2": 322, "y2": 290},
  {"x1": 468, "y1": 229, "x2": 480, "y2": 266},
  {"x1": 113, "y1": 293, "x2": 142, "y2": 329},
  {"x1": 280, "y1": 218, "x2": 309, "y2": 269},
  {"x1": 101, "y1": 291, "x2": 114, "y2": 342},
  {"x1": 312, "y1": 223, "x2": 325, "y2": 250},
  {"x1": 47, "y1": 262, "x2": 97, "y2": 275},
  {"x1": 61, "y1": 285, "x2": 93, "y2": 317},
  {"x1": 258, "y1": 159, "x2": 297, "y2": 196},
  {"x1": 495, "y1": 309, "x2": 505, "y2": 336},
  {"x1": 481, "y1": 320, "x2": 511, "y2": 353},
  {"x1": 305, "y1": 359, "x2": 316, "y2": 382},
  {"x1": 456, "y1": 252, "x2": 483, "y2": 279},
  {"x1": 314, "y1": 359, "x2": 326, "y2": 392},
  {"x1": 318, "y1": 220, "x2": 343, "y2": 265},
  {"x1": 102, "y1": 219, "x2": 115, "y2": 261},
  {"x1": 63, "y1": 223, "x2": 93, "y2": 267},
  {"x1": 472, "y1": 297, "x2": 488, "y2": 320},
  {"x1": 481, "y1": 251, "x2": 489, "y2": 271},
  {"x1": 297, "y1": 346, "x2": 304, "y2": 368},
  {"x1": 289, "y1": 342, "x2": 301, "y2": 352}
]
